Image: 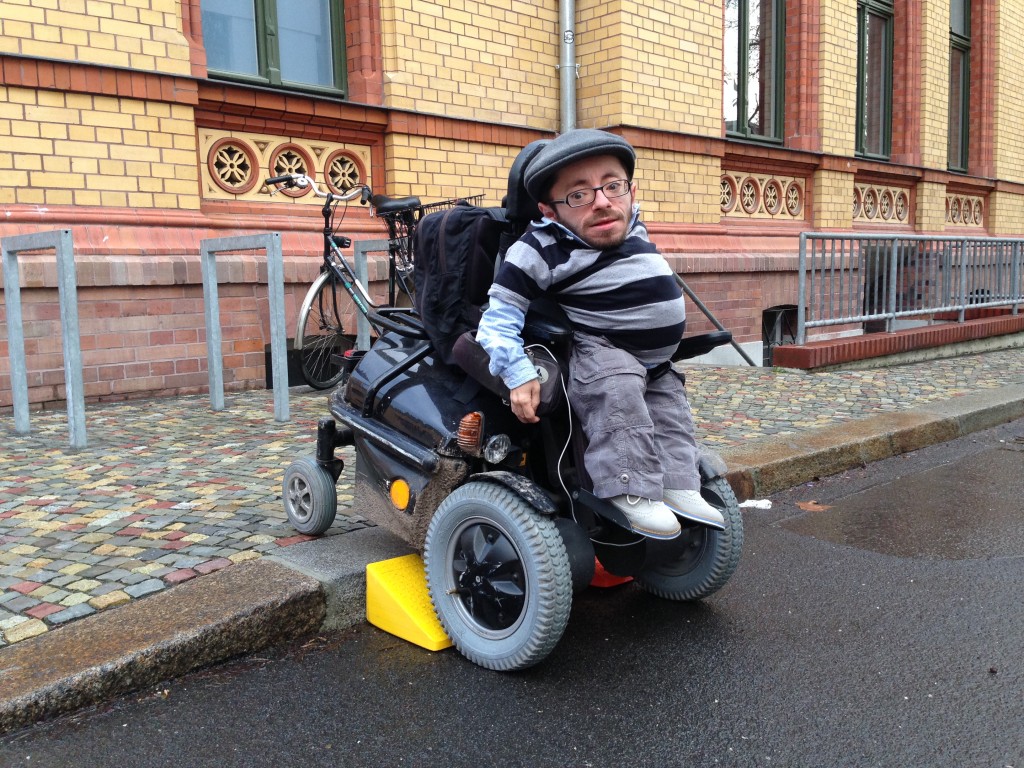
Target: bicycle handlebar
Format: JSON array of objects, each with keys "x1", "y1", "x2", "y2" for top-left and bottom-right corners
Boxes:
[{"x1": 265, "y1": 173, "x2": 370, "y2": 204}]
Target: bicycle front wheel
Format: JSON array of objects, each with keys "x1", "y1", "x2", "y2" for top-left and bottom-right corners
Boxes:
[{"x1": 296, "y1": 271, "x2": 350, "y2": 390}]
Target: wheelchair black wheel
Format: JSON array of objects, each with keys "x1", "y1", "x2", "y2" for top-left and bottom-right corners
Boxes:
[
  {"x1": 424, "y1": 481, "x2": 572, "y2": 671},
  {"x1": 297, "y1": 272, "x2": 349, "y2": 390},
  {"x1": 635, "y1": 476, "x2": 743, "y2": 601},
  {"x1": 282, "y1": 457, "x2": 337, "y2": 535}
]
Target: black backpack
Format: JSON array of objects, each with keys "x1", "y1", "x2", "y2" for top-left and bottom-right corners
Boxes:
[
  {"x1": 413, "y1": 202, "x2": 506, "y2": 365},
  {"x1": 413, "y1": 139, "x2": 549, "y2": 367}
]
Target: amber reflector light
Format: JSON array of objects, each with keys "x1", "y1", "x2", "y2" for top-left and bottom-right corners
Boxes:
[{"x1": 457, "y1": 412, "x2": 483, "y2": 454}]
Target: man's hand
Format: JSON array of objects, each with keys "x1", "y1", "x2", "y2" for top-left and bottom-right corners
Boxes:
[{"x1": 509, "y1": 379, "x2": 541, "y2": 423}]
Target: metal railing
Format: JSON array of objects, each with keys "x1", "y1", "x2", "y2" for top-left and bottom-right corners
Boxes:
[{"x1": 797, "y1": 233, "x2": 1024, "y2": 344}]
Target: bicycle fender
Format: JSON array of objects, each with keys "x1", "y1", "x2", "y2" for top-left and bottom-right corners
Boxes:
[{"x1": 294, "y1": 271, "x2": 332, "y2": 351}]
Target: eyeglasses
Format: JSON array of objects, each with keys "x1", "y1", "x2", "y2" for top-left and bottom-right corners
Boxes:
[{"x1": 548, "y1": 179, "x2": 632, "y2": 208}]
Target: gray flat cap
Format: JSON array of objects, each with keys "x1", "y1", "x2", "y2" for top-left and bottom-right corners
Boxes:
[{"x1": 524, "y1": 129, "x2": 636, "y2": 202}]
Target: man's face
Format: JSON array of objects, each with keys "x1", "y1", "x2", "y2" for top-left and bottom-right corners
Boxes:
[{"x1": 537, "y1": 155, "x2": 636, "y2": 250}]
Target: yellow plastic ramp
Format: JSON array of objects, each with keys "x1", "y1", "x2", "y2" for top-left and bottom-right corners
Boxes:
[{"x1": 365, "y1": 554, "x2": 453, "y2": 651}]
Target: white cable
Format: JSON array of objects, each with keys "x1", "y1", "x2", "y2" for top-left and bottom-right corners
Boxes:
[
  {"x1": 524, "y1": 344, "x2": 574, "y2": 517},
  {"x1": 524, "y1": 344, "x2": 644, "y2": 549}
]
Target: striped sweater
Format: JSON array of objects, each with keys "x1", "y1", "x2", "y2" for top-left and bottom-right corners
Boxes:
[{"x1": 486, "y1": 212, "x2": 687, "y2": 368}]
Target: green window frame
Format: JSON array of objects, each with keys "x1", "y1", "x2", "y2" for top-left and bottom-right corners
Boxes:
[
  {"x1": 723, "y1": 0, "x2": 785, "y2": 142},
  {"x1": 200, "y1": 0, "x2": 347, "y2": 96},
  {"x1": 856, "y1": 0, "x2": 894, "y2": 159},
  {"x1": 948, "y1": 0, "x2": 970, "y2": 172}
]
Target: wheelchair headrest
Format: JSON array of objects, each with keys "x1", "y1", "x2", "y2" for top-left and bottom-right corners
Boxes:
[{"x1": 504, "y1": 139, "x2": 550, "y2": 225}]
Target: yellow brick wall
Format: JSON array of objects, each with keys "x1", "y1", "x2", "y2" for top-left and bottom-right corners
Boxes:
[
  {"x1": 0, "y1": 87, "x2": 200, "y2": 209},
  {"x1": 380, "y1": 0, "x2": 559, "y2": 128},
  {"x1": 817, "y1": 0, "x2": 858, "y2": 156},
  {"x1": 914, "y1": 181, "x2": 947, "y2": 232},
  {"x1": 0, "y1": 0, "x2": 191, "y2": 76},
  {"x1": 638, "y1": 149, "x2": 720, "y2": 225},
  {"x1": 918, "y1": 0, "x2": 950, "y2": 169},
  {"x1": 381, "y1": 139, "x2": 722, "y2": 226},
  {"x1": 987, "y1": 190, "x2": 1024, "y2": 235},
  {"x1": 383, "y1": 134, "x2": 521, "y2": 204},
  {"x1": 812, "y1": 169, "x2": 853, "y2": 229},
  {"x1": 992, "y1": 0, "x2": 1024, "y2": 182},
  {"x1": 575, "y1": 0, "x2": 721, "y2": 135}
]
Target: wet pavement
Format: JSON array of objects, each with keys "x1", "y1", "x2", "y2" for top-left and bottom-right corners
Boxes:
[
  {"x1": 783, "y1": 443, "x2": 1024, "y2": 559},
  {"x1": 2, "y1": 346, "x2": 1024, "y2": 647}
]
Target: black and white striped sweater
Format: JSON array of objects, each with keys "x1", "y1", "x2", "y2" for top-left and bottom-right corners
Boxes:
[{"x1": 487, "y1": 214, "x2": 687, "y2": 366}]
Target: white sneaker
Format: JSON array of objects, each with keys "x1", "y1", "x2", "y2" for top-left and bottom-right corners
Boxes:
[
  {"x1": 663, "y1": 488, "x2": 727, "y2": 530},
  {"x1": 608, "y1": 495, "x2": 681, "y2": 539}
]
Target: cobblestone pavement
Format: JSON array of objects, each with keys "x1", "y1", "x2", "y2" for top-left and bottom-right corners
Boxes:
[
  {"x1": 689, "y1": 347, "x2": 1024, "y2": 446},
  {"x1": 3, "y1": 347, "x2": 1024, "y2": 646}
]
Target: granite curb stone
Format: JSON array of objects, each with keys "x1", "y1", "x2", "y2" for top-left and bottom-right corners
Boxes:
[
  {"x1": 719, "y1": 385, "x2": 1024, "y2": 497},
  {"x1": 0, "y1": 559, "x2": 324, "y2": 734},
  {"x1": 267, "y1": 526, "x2": 413, "y2": 632}
]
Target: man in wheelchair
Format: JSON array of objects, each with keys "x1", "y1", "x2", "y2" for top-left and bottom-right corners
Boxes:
[
  {"x1": 283, "y1": 130, "x2": 742, "y2": 669},
  {"x1": 476, "y1": 129, "x2": 725, "y2": 540}
]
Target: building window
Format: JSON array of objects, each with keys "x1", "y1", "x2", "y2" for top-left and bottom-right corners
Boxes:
[
  {"x1": 724, "y1": 0, "x2": 784, "y2": 141},
  {"x1": 856, "y1": 0, "x2": 893, "y2": 159},
  {"x1": 948, "y1": 0, "x2": 970, "y2": 171},
  {"x1": 200, "y1": 0, "x2": 346, "y2": 94}
]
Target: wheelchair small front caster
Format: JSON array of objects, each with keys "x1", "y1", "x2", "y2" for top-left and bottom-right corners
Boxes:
[{"x1": 283, "y1": 457, "x2": 338, "y2": 535}]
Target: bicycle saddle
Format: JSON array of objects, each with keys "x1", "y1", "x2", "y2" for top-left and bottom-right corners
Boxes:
[{"x1": 371, "y1": 194, "x2": 422, "y2": 214}]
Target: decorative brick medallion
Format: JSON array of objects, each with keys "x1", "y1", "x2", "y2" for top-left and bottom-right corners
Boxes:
[
  {"x1": 721, "y1": 172, "x2": 805, "y2": 220},
  {"x1": 853, "y1": 184, "x2": 910, "y2": 224},
  {"x1": 198, "y1": 131, "x2": 373, "y2": 203},
  {"x1": 946, "y1": 194, "x2": 985, "y2": 227},
  {"x1": 208, "y1": 138, "x2": 259, "y2": 195}
]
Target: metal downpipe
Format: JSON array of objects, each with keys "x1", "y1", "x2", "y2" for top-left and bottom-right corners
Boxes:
[{"x1": 559, "y1": 0, "x2": 577, "y2": 132}]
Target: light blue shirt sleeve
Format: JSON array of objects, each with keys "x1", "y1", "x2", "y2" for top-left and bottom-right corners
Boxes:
[{"x1": 475, "y1": 296, "x2": 539, "y2": 390}]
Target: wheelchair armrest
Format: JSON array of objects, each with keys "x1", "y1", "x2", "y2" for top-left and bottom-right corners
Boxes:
[
  {"x1": 452, "y1": 332, "x2": 509, "y2": 400},
  {"x1": 671, "y1": 330, "x2": 732, "y2": 362},
  {"x1": 451, "y1": 331, "x2": 566, "y2": 416},
  {"x1": 367, "y1": 308, "x2": 429, "y2": 340}
]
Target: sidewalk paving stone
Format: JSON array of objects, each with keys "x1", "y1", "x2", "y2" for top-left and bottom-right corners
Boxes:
[
  {"x1": 47, "y1": 603, "x2": 95, "y2": 625},
  {"x1": 124, "y1": 579, "x2": 166, "y2": 598}
]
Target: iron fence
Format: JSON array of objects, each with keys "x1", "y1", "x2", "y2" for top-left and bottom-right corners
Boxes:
[{"x1": 797, "y1": 233, "x2": 1024, "y2": 344}]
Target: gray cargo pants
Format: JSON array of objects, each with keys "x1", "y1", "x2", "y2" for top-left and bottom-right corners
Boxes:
[{"x1": 568, "y1": 332, "x2": 701, "y2": 500}]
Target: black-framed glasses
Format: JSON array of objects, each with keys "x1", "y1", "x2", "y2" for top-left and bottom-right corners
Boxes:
[{"x1": 549, "y1": 179, "x2": 632, "y2": 208}]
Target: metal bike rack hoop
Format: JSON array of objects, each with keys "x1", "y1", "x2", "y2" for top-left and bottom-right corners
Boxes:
[
  {"x1": 199, "y1": 233, "x2": 289, "y2": 422},
  {"x1": 353, "y1": 239, "x2": 390, "y2": 350},
  {"x1": 2, "y1": 229, "x2": 86, "y2": 448}
]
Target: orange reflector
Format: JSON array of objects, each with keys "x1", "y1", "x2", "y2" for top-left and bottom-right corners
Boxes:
[
  {"x1": 389, "y1": 478, "x2": 411, "y2": 510},
  {"x1": 457, "y1": 411, "x2": 483, "y2": 454}
]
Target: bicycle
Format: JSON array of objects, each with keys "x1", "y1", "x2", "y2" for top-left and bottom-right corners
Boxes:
[{"x1": 265, "y1": 172, "x2": 480, "y2": 389}]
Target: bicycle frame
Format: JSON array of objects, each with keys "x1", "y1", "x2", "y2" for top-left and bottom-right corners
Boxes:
[
  {"x1": 317, "y1": 215, "x2": 377, "y2": 323},
  {"x1": 375, "y1": 208, "x2": 417, "y2": 307}
]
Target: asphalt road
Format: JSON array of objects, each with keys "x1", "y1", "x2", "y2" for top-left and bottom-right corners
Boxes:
[{"x1": 3, "y1": 420, "x2": 1023, "y2": 768}]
